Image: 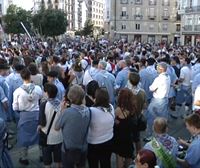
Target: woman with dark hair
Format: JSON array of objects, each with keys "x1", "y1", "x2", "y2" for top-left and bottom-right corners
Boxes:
[
  {"x1": 85, "y1": 80, "x2": 99, "y2": 107},
  {"x1": 113, "y1": 88, "x2": 137, "y2": 168},
  {"x1": 135, "y1": 149, "x2": 157, "y2": 168},
  {"x1": 28, "y1": 63, "x2": 43, "y2": 88},
  {"x1": 87, "y1": 88, "x2": 115, "y2": 168}
]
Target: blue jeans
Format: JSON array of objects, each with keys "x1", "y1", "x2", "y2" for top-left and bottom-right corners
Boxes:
[
  {"x1": 146, "y1": 97, "x2": 169, "y2": 137},
  {"x1": 176, "y1": 85, "x2": 192, "y2": 106}
]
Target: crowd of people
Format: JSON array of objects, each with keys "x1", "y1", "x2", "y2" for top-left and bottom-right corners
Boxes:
[{"x1": 0, "y1": 36, "x2": 200, "y2": 168}]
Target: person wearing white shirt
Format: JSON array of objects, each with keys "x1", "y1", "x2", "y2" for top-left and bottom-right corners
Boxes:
[
  {"x1": 82, "y1": 59, "x2": 99, "y2": 86},
  {"x1": 145, "y1": 62, "x2": 171, "y2": 139},
  {"x1": 38, "y1": 83, "x2": 62, "y2": 168},
  {"x1": 193, "y1": 85, "x2": 200, "y2": 112},
  {"x1": 13, "y1": 68, "x2": 43, "y2": 165},
  {"x1": 87, "y1": 88, "x2": 115, "y2": 168},
  {"x1": 176, "y1": 56, "x2": 192, "y2": 115}
]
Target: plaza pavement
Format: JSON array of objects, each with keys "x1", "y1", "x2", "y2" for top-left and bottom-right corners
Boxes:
[{"x1": 8, "y1": 108, "x2": 190, "y2": 168}]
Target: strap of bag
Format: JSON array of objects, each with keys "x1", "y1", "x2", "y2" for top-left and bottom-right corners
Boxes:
[{"x1": 46, "y1": 111, "x2": 57, "y2": 136}]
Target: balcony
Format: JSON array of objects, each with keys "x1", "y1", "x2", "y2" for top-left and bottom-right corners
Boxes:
[
  {"x1": 135, "y1": 0, "x2": 142, "y2": 5},
  {"x1": 194, "y1": 25, "x2": 200, "y2": 31},
  {"x1": 185, "y1": 6, "x2": 200, "y2": 13},
  {"x1": 183, "y1": 25, "x2": 193, "y2": 31},
  {"x1": 148, "y1": 15, "x2": 156, "y2": 20},
  {"x1": 120, "y1": 15, "x2": 129, "y2": 19},
  {"x1": 162, "y1": 15, "x2": 170, "y2": 20},
  {"x1": 134, "y1": 14, "x2": 143, "y2": 20}
]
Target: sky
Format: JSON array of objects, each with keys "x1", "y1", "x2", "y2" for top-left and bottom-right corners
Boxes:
[{"x1": 12, "y1": 0, "x2": 34, "y2": 10}]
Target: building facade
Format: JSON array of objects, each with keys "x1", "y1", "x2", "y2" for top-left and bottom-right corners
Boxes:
[
  {"x1": 87, "y1": 0, "x2": 104, "y2": 36},
  {"x1": 109, "y1": 0, "x2": 180, "y2": 44},
  {"x1": 179, "y1": 0, "x2": 200, "y2": 45}
]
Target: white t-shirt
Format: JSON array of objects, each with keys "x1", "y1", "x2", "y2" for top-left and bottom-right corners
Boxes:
[
  {"x1": 180, "y1": 66, "x2": 191, "y2": 87},
  {"x1": 149, "y1": 73, "x2": 171, "y2": 99},
  {"x1": 88, "y1": 105, "x2": 115, "y2": 144},
  {"x1": 193, "y1": 85, "x2": 200, "y2": 110},
  {"x1": 41, "y1": 102, "x2": 63, "y2": 145}
]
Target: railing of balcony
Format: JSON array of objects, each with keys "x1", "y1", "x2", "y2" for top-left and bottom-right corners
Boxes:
[
  {"x1": 134, "y1": 14, "x2": 143, "y2": 20},
  {"x1": 185, "y1": 6, "x2": 200, "y2": 13},
  {"x1": 194, "y1": 25, "x2": 200, "y2": 31},
  {"x1": 183, "y1": 25, "x2": 193, "y2": 31},
  {"x1": 120, "y1": 15, "x2": 129, "y2": 19},
  {"x1": 162, "y1": 15, "x2": 170, "y2": 20}
]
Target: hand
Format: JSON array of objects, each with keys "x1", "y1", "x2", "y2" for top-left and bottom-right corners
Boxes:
[
  {"x1": 37, "y1": 125, "x2": 42, "y2": 133},
  {"x1": 178, "y1": 138, "x2": 188, "y2": 146},
  {"x1": 61, "y1": 100, "x2": 69, "y2": 112}
]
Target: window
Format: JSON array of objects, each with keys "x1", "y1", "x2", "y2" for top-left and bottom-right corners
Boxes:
[
  {"x1": 136, "y1": 24, "x2": 140, "y2": 30},
  {"x1": 163, "y1": 0, "x2": 169, "y2": 6},
  {"x1": 149, "y1": 24, "x2": 154, "y2": 30},
  {"x1": 121, "y1": 0, "x2": 128, "y2": 4},
  {"x1": 149, "y1": 0, "x2": 156, "y2": 5},
  {"x1": 176, "y1": 24, "x2": 181, "y2": 32},
  {"x1": 122, "y1": 24, "x2": 126, "y2": 29},
  {"x1": 162, "y1": 23, "x2": 168, "y2": 31},
  {"x1": 163, "y1": 8, "x2": 169, "y2": 20},
  {"x1": 121, "y1": 7, "x2": 127, "y2": 17},
  {"x1": 135, "y1": 7, "x2": 141, "y2": 15},
  {"x1": 149, "y1": 7, "x2": 155, "y2": 19}
]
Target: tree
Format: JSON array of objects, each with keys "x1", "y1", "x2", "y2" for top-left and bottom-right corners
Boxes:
[
  {"x1": 82, "y1": 19, "x2": 94, "y2": 36},
  {"x1": 32, "y1": 8, "x2": 67, "y2": 37},
  {"x1": 3, "y1": 5, "x2": 32, "y2": 34}
]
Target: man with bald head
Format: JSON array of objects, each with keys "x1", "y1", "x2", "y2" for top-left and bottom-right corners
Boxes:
[
  {"x1": 144, "y1": 117, "x2": 178, "y2": 168},
  {"x1": 145, "y1": 62, "x2": 171, "y2": 141}
]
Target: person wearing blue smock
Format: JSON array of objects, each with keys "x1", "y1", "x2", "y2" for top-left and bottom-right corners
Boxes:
[
  {"x1": 93, "y1": 60, "x2": 115, "y2": 105},
  {"x1": 177, "y1": 113, "x2": 200, "y2": 168},
  {"x1": 0, "y1": 61, "x2": 10, "y2": 121},
  {"x1": 145, "y1": 62, "x2": 171, "y2": 139},
  {"x1": 47, "y1": 71, "x2": 65, "y2": 101},
  {"x1": 0, "y1": 118, "x2": 14, "y2": 168},
  {"x1": 13, "y1": 68, "x2": 43, "y2": 165},
  {"x1": 6, "y1": 64, "x2": 24, "y2": 123},
  {"x1": 139, "y1": 57, "x2": 157, "y2": 103}
]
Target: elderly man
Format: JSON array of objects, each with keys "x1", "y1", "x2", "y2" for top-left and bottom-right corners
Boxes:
[
  {"x1": 145, "y1": 62, "x2": 171, "y2": 140},
  {"x1": 93, "y1": 60, "x2": 115, "y2": 105}
]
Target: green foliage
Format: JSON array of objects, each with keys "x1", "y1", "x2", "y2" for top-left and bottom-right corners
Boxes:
[
  {"x1": 3, "y1": 5, "x2": 32, "y2": 34},
  {"x1": 82, "y1": 19, "x2": 94, "y2": 36},
  {"x1": 33, "y1": 8, "x2": 67, "y2": 37},
  {"x1": 75, "y1": 20, "x2": 94, "y2": 36}
]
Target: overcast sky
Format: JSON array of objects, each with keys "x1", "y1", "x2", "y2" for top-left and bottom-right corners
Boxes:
[{"x1": 12, "y1": 0, "x2": 34, "y2": 10}]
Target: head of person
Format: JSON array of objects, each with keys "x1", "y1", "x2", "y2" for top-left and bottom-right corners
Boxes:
[
  {"x1": 185, "y1": 113, "x2": 200, "y2": 136},
  {"x1": 153, "y1": 117, "x2": 168, "y2": 135},
  {"x1": 117, "y1": 88, "x2": 137, "y2": 115},
  {"x1": 67, "y1": 85, "x2": 85, "y2": 105},
  {"x1": 129, "y1": 72, "x2": 140, "y2": 86},
  {"x1": 0, "y1": 58, "x2": 9, "y2": 76},
  {"x1": 28, "y1": 62, "x2": 39, "y2": 75},
  {"x1": 94, "y1": 88, "x2": 110, "y2": 108},
  {"x1": 118, "y1": 60, "x2": 127, "y2": 70},
  {"x1": 86, "y1": 80, "x2": 99, "y2": 99},
  {"x1": 146, "y1": 58, "x2": 156, "y2": 66},
  {"x1": 14, "y1": 63, "x2": 25, "y2": 73},
  {"x1": 98, "y1": 60, "x2": 107, "y2": 70},
  {"x1": 47, "y1": 71, "x2": 58, "y2": 83},
  {"x1": 44, "y1": 83, "x2": 58, "y2": 99},
  {"x1": 156, "y1": 62, "x2": 168, "y2": 74},
  {"x1": 135, "y1": 149, "x2": 157, "y2": 168},
  {"x1": 20, "y1": 68, "x2": 31, "y2": 81},
  {"x1": 92, "y1": 58, "x2": 99, "y2": 68},
  {"x1": 179, "y1": 53, "x2": 190, "y2": 66}
]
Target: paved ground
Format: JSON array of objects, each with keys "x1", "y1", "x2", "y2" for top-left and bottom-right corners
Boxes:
[{"x1": 8, "y1": 108, "x2": 191, "y2": 168}]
